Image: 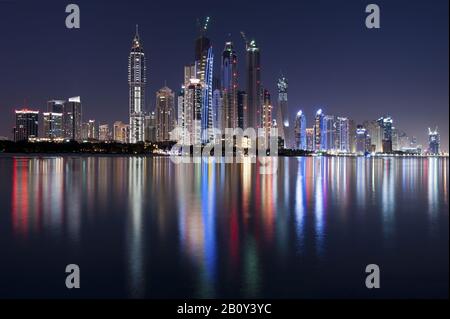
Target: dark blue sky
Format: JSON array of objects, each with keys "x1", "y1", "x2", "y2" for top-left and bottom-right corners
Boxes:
[{"x1": 0, "y1": 0, "x2": 448, "y2": 150}]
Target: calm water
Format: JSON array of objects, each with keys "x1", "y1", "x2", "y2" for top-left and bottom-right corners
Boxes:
[{"x1": 0, "y1": 156, "x2": 448, "y2": 299}]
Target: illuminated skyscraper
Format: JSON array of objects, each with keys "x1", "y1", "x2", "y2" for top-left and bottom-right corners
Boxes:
[
  {"x1": 377, "y1": 116, "x2": 393, "y2": 153},
  {"x1": 43, "y1": 112, "x2": 63, "y2": 139},
  {"x1": 144, "y1": 112, "x2": 157, "y2": 142},
  {"x1": 428, "y1": 128, "x2": 440, "y2": 155},
  {"x1": 156, "y1": 86, "x2": 175, "y2": 142},
  {"x1": 237, "y1": 91, "x2": 247, "y2": 130},
  {"x1": 213, "y1": 89, "x2": 223, "y2": 131},
  {"x1": 129, "y1": 25, "x2": 146, "y2": 143},
  {"x1": 98, "y1": 124, "x2": 110, "y2": 141},
  {"x1": 64, "y1": 96, "x2": 82, "y2": 141},
  {"x1": 294, "y1": 110, "x2": 307, "y2": 150},
  {"x1": 355, "y1": 125, "x2": 371, "y2": 154},
  {"x1": 14, "y1": 109, "x2": 39, "y2": 142},
  {"x1": 335, "y1": 117, "x2": 350, "y2": 153},
  {"x1": 113, "y1": 121, "x2": 130, "y2": 143},
  {"x1": 276, "y1": 76, "x2": 290, "y2": 148},
  {"x1": 244, "y1": 37, "x2": 261, "y2": 130},
  {"x1": 314, "y1": 109, "x2": 325, "y2": 151},
  {"x1": 195, "y1": 17, "x2": 214, "y2": 143},
  {"x1": 306, "y1": 128, "x2": 314, "y2": 151},
  {"x1": 322, "y1": 115, "x2": 336, "y2": 151},
  {"x1": 261, "y1": 89, "x2": 272, "y2": 145},
  {"x1": 363, "y1": 119, "x2": 383, "y2": 152},
  {"x1": 221, "y1": 41, "x2": 238, "y2": 130},
  {"x1": 185, "y1": 79, "x2": 203, "y2": 145}
]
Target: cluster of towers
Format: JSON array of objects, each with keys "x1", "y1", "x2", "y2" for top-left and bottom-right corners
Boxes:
[{"x1": 127, "y1": 19, "x2": 294, "y2": 148}]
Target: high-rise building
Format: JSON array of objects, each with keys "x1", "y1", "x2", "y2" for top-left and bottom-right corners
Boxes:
[
  {"x1": 322, "y1": 115, "x2": 336, "y2": 151},
  {"x1": 194, "y1": 18, "x2": 214, "y2": 143},
  {"x1": 221, "y1": 41, "x2": 238, "y2": 130},
  {"x1": 129, "y1": 25, "x2": 146, "y2": 143},
  {"x1": 377, "y1": 116, "x2": 393, "y2": 153},
  {"x1": 294, "y1": 110, "x2": 307, "y2": 150},
  {"x1": 14, "y1": 109, "x2": 39, "y2": 142},
  {"x1": 356, "y1": 125, "x2": 371, "y2": 154},
  {"x1": 261, "y1": 89, "x2": 272, "y2": 145},
  {"x1": 245, "y1": 38, "x2": 261, "y2": 130},
  {"x1": 185, "y1": 78, "x2": 203, "y2": 145},
  {"x1": 145, "y1": 112, "x2": 157, "y2": 142},
  {"x1": 113, "y1": 121, "x2": 130, "y2": 143},
  {"x1": 428, "y1": 128, "x2": 440, "y2": 155},
  {"x1": 363, "y1": 120, "x2": 382, "y2": 152},
  {"x1": 156, "y1": 86, "x2": 175, "y2": 142},
  {"x1": 306, "y1": 128, "x2": 314, "y2": 151},
  {"x1": 213, "y1": 89, "x2": 223, "y2": 131},
  {"x1": 237, "y1": 91, "x2": 247, "y2": 130},
  {"x1": 276, "y1": 76, "x2": 291, "y2": 148},
  {"x1": 87, "y1": 120, "x2": 97, "y2": 140},
  {"x1": 392, "y1": 127, "x2": 399, "y2": 151},
  {"x1": 335, "y1": 117, "x2": 350, "y2": 153},
  {"x1": 98, "y1": 124, "x2": 110, "y2": 141},
  {"x1": 313, "y1": 109, "x2": 325, "y2": 151},
  {"x1": 43, "y1": 112, "x2": 64, "y2": 139},
  {"x1": 64, "y1": 96, "x2": 82, "y2": 141}
]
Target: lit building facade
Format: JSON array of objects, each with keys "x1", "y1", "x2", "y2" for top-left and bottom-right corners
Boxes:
[
  {"x1": 245, "y1": 39, "x2": 261, "y2": 130},
  {"x1": 156, "y1": 86, "x2": 175, "y2": 142},
  {"x1": 43, "y1": 112, "x2": 64, "y2": 139},
  {"x1": 428, "y1": 128, "x2": 440, "y2": 155},
  {"x1": 129, "y1": 26, "x2": 146, "y2": 143},
  {"x1": 14, "y1": 109, "x2": 39, "y2": 142},
  {"x1": 276, "y1": 76, "x2": 291, "y2": 148},
  {"x1": 221, "y1": 41, "x2": 238, "y2": 130},
  {"x1": 294, "y1": 110, "x2": 307, "y2": 150},
  {"x1": 64, "y1": 96, "x2": 82, "y2": 141}
]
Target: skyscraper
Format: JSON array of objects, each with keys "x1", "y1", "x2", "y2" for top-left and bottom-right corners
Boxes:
[
  {"x1": 261, "y1": 89, "x2": 272, "y2": 146},
  {"x1": 237, "y1": 91, "x2": 247, "y2": 130},
  {"x1": 322, "y1": 115, "x2": 336, "y2": 151},
  {"x1": 129, "y1": 25, "x2": 146, "y2": 144},
  {"x1": 221, "y1": 41, "x2": 238, "y2": 130},
  {"x1": 14, "y1": 109, "x2": 39, "y2": 142},
  {"x1": 294, "y1": 110, "x2": 307, "y2": 150},
  {"x1": 43, "y1": 112, "x2": 64, "y2": 139},
  {"x1": 195, "y1": 17, "x2": 214, "y2": 143},
  {"x1": 428, "y1": 128, "x2": 440, "y2": 155},
  {"x1": 113, "y1": 121, "x2": 129, "y2": 143},
  {"x1": 314, "y1": 109, "x2": 325, "y2": 151},
  {"x1": 363, "y1": 119, "x2": 382, "y2": 152},
  {"x1": 98, "y1": 124, "x2": 110, "y2": 141},
  {"x1": 276, "y1": 76, "x2": 290, "y2": 148},
  {"x1": 356, "y1": 125, "x2": 371, "y2": 154},
  {"x1": 156, "y1": 86, "x2": 175, "y2": 142},
  {"x1": 306, "y1": 128, "x2": 314, "y2": 151},
  {"x1": 213, "y1": 89, "x2": 223, "y2": 131},
  {"x1": 64, "y1": 96, "x2": 82, "y2": 141},
  {"x1": 144, "y1": 112, "x2": 157, "y2": 142},
  {"x1": 335, "y1": 117, "x2": 350, "y2": 153},
  {"x1": 185, "y1": 78, "x2": 203, "y2": 145},
  {"x1": 245, "y1": 38, "x2": 261, "y2": 130},
  {"x1": 377, "y1": 116, "x2": 393, "y2": 153}
]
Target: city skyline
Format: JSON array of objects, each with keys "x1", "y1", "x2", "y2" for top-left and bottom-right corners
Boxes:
[{"x1": 0, "y1": 0, "x2": 448, "y2": 150}]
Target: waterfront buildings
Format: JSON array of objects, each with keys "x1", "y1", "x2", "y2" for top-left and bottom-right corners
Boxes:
[
  {"x1": 156, "y1": 86, "x2": 175, "y2": 142},
  {"x1": 43, "y1": 112, "x2": 64, "y2": 139},
  {"x1": 64, "y1": 96, "x2": 82, "y2": 141},
  {"x1": 129, "y1": 26, "x2": 146, "y2": 143},
  {"x1": 221, "y1": 41, "x2": 238, "y2": 130},
  {"x1": 428, "y1": 128, "x2": 440, "y2": 155},
  {"x1": 355, "y1": 125, "x2": 371, "y2": 154},
  {"x1": 113, "y1": 121, "x2": 130, "y2": 143},
  {"x1": 276, "y1": 76, "x2": 291, "y2": 148},
  {"x1": 14, "y1": 109, "x2": 39, "y2": 142},
  {"x1": 294, "y1": 110, "x2": 307, "y2": 150},
  {"x1": 313, "y1": 109, "x2": 325, "y2": 151},
  {"x1": 245, "y1": 37, "x2": 261, "y2": 130}
]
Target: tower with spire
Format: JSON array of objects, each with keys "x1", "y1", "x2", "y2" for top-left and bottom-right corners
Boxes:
[{"x1": 128, "y1": 25, "x2": 147, "y2": 143}]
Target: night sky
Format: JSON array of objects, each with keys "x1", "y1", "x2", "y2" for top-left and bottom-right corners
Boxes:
[{"x1": 0, "y1": 0, "x2": 448, "y2": 150}]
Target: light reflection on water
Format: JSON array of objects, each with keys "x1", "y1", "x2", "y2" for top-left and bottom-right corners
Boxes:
[{"x1": 2, "y1": 156, "x2": 448, "y2": 298}]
